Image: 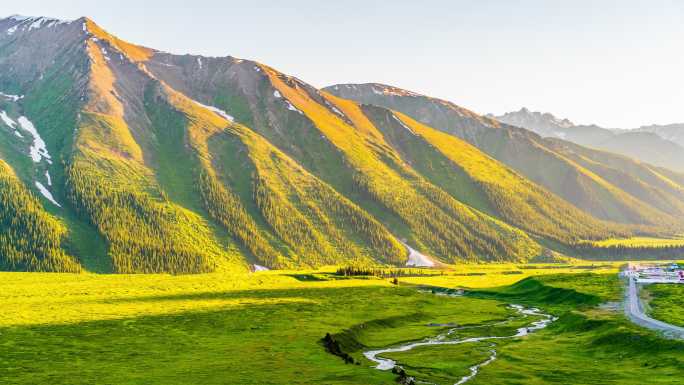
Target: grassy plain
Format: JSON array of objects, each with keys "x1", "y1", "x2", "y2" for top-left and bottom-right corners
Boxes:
[
  {"x1": 1, "y1": 263, "x2": 683, "y2": 385},
  {"x1": 644, "y1": 283, "x2": 684, "y2": 328}
]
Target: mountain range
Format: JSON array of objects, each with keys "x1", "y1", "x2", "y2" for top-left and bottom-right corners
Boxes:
[
  {"x1": 492, "y1": 108, "x2": 684, "y2": 172},
  {"x1": 1, "y1": 15, "x2": 684, "y2": 274}
]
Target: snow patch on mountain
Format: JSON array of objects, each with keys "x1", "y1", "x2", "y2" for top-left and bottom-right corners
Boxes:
[
  {"x1": 405, "y1": 244, "x2": 434, "y2": 267},
  {"x1": 329, "y1": 105, "x2": 344, "y2": 117},
  {"x1": 193, "y1": 100, "x2": 234, "y2": 122},
  {"x1": 17, "y1": 116, "x2": 52, "y2": 164},
  {"x1": 35, "y1": 181, "x2": 61, "y2": 207},
  {"x1": 370, "y1": 84, "x2": 420, "y2": 97},
  {"x1": 392, "y1": 114, "x2": 417, "y2": 136},
  {"x1": 286, "y1": 101, "x2": 303, "y2": 114},
  {"x1": 7, "y1": 15, "x2": 31, "y2": 21},
  {"x1": 0, "y1": 92, "x2": 24, "y2": 102},
  {"x1": 3, "y1": 16, "x2": 73, "y2": 35},
  {"x1": 28, "y1": 17, "x2": 48, "y2": 31},
  {"x1": 0, "y1": 111, "x2": 16, "y2": 128},
  {"x1": 321, "y1": 99, "x2": 346, "y2": 118}
]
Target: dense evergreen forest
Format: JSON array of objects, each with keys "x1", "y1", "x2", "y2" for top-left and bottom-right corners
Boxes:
[{"x1": 0, "y1": 160, "x2": 81, "y2": 272}]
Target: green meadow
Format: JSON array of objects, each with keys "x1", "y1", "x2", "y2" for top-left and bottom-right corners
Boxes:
[
  {"x1": 1, "y1": 264, "x2": 683, "y2": 385},
  {"x1": 645, "y1": 284, "x2": 684, "y2": 328}
]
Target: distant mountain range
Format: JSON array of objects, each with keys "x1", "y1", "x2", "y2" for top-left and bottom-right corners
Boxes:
[
  {"x1": 490, "y1": 108, "x2": 684, "y2": 172},
  {"x1": 1, "y1": 16, "x2": 683, "y2": 274},
  {"x1": 635, "y1": 123, "x2": 684, "y2": 147}
]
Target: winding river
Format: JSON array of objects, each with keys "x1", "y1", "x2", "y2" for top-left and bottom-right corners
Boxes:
[{"x1": 363, "y1": 303, "x2": 556, "y2": 384}]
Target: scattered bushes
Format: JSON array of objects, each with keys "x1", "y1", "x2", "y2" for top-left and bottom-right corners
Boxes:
[
  {"x1": 335, "y1": 266, "x2": 440, "y2": 278},
  {"x1": 321, "y1": 333, "x2": 357, "y2": 365}
]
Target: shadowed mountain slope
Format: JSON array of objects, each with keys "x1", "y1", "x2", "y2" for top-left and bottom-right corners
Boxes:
[{"x1": 325, "y1": 83, "x2": 684, "y2": 232}]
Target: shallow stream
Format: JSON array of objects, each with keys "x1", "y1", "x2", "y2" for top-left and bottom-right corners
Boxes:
[{"x1": 363, "y1": 300, "x2": 556, "y2": 384}]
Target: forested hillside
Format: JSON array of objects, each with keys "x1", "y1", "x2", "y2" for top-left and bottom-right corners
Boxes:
[
  {"x1": 325, "y1": 83, "x2": 684, "y2": 232},
  {"x1": 361, "y1": 106, "x2": 631, "y2": 243},
  {"x1": 0, "y1": 160, "x2": 80, "y2": 272},
  {"x1": 0, "y1": 16, "x2": 681, "y2": 273}
]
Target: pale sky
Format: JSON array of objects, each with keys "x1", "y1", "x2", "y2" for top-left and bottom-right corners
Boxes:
[{"x1": 6, "y1": 0, "x2": 684, "y2": 127}]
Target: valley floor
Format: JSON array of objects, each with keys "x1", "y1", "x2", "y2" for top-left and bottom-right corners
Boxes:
[{"x1": 1, "y1": 263, "x2": 683, "y2": 385}]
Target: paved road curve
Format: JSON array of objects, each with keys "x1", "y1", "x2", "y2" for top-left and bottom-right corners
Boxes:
[{"x1": 624, "y1": 276, "x2": 684, "y2": 339}]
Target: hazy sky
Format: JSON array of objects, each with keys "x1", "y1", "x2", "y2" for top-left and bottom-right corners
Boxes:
[{"x1": 6, "y1": 0, "x2": 684, "y2": 127}]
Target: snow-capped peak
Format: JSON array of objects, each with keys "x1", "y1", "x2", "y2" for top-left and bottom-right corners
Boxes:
[
  {"x1": 2, "y1": 15, "x2": 74, "y2": 36},
  {"x1": 491, "y1": 108, "x2": 576, "y2": 138},
  {"x1": 3, "y1": 15, "x2": 72, "y2": 23},
  {"x1": 4, "y1": 15, "x2": 30, "y2": 21}
]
